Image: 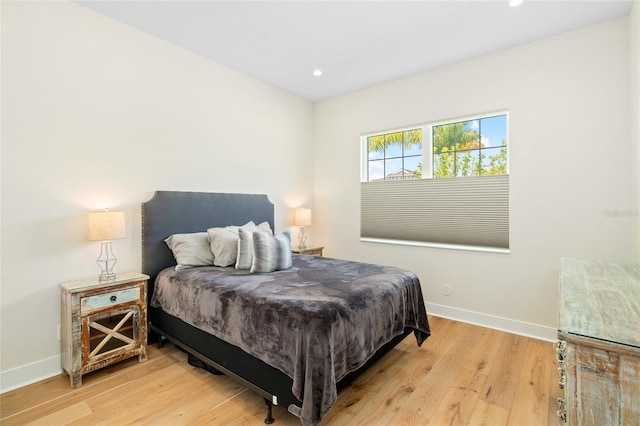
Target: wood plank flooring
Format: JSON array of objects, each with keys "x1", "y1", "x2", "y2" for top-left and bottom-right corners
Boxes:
[{"x1": 1, "y1": 316, "x2": 563, "y2": 425}]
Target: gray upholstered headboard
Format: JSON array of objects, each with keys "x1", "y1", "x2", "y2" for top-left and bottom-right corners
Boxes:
[{"x1": 141, "y1": 191, "x2": 274, "y2": 290}]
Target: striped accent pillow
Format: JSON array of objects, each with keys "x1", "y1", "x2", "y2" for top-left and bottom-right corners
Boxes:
[
  {"x1": 235, "y1": 222, "x2": 273, "y2": 270},
  {"x1": 250, "y1": 230, "x2": 293, "y2": 273},
  {"x1": 235, "y1": 228, "x2": 255, "y2": 270}
]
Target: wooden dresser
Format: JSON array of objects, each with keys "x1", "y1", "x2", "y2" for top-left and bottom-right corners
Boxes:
[{"x1": 557, "y1": 258, "x2": 640, "y2": 425}]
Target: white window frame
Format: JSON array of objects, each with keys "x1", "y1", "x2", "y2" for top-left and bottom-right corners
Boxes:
[
  {"x1": 361, "y1": 111, "x2": 509, "y2": 182},
  {"x1": 361, "y1": 124, "x2": 428, "y2": 182}
]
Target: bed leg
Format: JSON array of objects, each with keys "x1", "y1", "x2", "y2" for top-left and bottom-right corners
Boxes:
[
  {"x1": 263, "y1": 398, "x2": 274, "y2": 424},
  {"x1": 148, "y1": 329, "x2": 165, "y2": 348}
]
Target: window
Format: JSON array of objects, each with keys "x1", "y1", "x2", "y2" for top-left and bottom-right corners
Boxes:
[
  {"x1": 433, "y1": 115, "x2": 508, "y2": 178},
  {"x1": 366, "y1": 129, "x2": 422, "y2": 181},
  {"x1": 361, "y1": 112, "x2": 510, "y2": 251},
  {"x1": 363, "y1": 114, "x2": 508, "y2": 182}
]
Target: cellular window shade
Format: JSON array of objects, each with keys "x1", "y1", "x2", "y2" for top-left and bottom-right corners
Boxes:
[{"x1": 361, "y1": 175, "x2": 509, "y2": 249}]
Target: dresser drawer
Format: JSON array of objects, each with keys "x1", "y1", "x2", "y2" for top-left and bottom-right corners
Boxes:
[{"x1": 81, "y1": 286, "x2": 140, "y2": 314}]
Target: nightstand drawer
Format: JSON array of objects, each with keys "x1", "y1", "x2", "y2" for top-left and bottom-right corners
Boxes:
[{"x1": 81, "y1": 286, "x2": 140, "y2": 314}]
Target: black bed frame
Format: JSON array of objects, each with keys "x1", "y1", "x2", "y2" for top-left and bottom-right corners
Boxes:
[{"x1": 141, "y1": 191, "x2": 410, "y2": 423}]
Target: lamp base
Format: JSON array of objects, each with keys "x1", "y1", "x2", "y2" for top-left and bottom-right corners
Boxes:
[
  {"x1": 96, "y1": 241, "x2": 118, "y2": 282},
  {"x1": 298, "y1": 226, "x2": 307, "y2": 250},
  {"x1": 98, "y1": 270, "x2": 117, "y2": 282}
]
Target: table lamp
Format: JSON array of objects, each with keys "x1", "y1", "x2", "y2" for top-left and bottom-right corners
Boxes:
[
  {"x1": 87, "y1": 210, "x2": 126, "y2": 281},
  {"x1": 294, "y1": 208, "x2": 311, "y2": 250}
]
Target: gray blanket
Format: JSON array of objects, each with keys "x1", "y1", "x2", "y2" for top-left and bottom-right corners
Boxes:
[{"x1": 151, "y1": 255, "x2": 430, "y2": 425}]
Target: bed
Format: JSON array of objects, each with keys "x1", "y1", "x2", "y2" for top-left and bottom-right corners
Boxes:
[{"x1": 141, "y1": 191, "x2": 430, "y2": 425}]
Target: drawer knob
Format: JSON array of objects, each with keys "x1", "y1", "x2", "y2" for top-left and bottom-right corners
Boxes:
[
  {"x1": 556, "y1": 340, "x2": 567, "y2": 365},
  {"x1": 558, "y1": 366, "x2": 566, "y2": 389},
  {"x1": 557, "y1": 398, "x2": 567, "y2": 423},
  {"x1": 110, "y1": 295, "x2": 117, "y2": 302}
]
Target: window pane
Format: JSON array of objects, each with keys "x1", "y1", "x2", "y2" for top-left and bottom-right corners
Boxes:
[
  {"x1": 479, "y1": 115, "x2": 507, "y2": 149},
  {"x1": 368, "y1": 150, "x2": 383, "y2": 161},
  {"x1": 433, "y1": 120, "x2": 479, "y2": 154},
  {"x1": 404, "y1": 155, "x2": 421, "y2": 178},
  {"x1": 385, "y1": 142, "x2": 402, "y2": 159},
  {"x1": 433, "y1": 151, "x2": 455, "y2": 178},
  {"x1": 403, "y1": 129, "x2": 422, "y2": 156},
  {"x1": 367, "y1": 136, "x2": 384, "y2": 160},
  {"x1": 384, "y1": 131, "x2": 404, "y2": 156},
  {"x1": 404, "y1": 143, "x2": 422, "y2": 157},
  {"x1": 455, "y1": 148, "x2": 480, "y2": 177},
  {"x1": 480, "y1": 146, "x2": 508, "y2": 175},
  {"x1": 368, "y1": 160, "x2": 384, "y2": 181},
  {"x1": 384, "y1": 158, "x2": 402, "y2": 180}
]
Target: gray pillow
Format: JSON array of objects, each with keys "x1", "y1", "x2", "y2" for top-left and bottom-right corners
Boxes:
[
  {"x1": 250, "y1": 230, "x2": 293, "y2": 273},
  {"x1": 164, "y1": 232, "x2": 214, "y2": 271},
  {"x1": 235, "y1": 222, "x2": 273, "y2": 270}
]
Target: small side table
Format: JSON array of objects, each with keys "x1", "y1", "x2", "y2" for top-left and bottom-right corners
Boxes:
[
  {"x1": 292, "y1": 246, "x2": 324, "y2": 256},
  {"x1": 60, "y1": 272, "x2": 149, "y2": 387}
]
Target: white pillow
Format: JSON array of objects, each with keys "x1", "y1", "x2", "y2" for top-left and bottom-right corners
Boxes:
[
  {"x1": 250, "y1": 230, "x2": 293, "y2": 273},
  {"x1": 164, "y1": 232, "x2": 214, "y2": 271}
]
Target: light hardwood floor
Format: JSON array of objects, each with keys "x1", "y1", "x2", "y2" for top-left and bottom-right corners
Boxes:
[{"x1": 1, "y1": 316, "x2": 562, "y2": 425}]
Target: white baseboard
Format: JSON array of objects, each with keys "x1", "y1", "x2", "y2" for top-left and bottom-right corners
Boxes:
[
  {"x1": 1, "y1": 305, "x2": 555, "y2": 394},
  {"x1": 0, "y1": 355, "x2": 62, "y2": 394},
  {"x1": 426, "y1": 302, "x2": 557, "y2": 342}
]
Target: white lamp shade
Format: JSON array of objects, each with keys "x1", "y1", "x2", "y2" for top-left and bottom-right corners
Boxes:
[
  {"x1": 294, "y1": 208, "x2": 312, "y2": 227},
  {"x1": 87, "y1": 210, "x2": 126, "y2": 241}
]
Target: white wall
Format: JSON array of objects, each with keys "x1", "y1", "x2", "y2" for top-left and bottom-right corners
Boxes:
[
  {"x1": 0, "y1": 2, "x2": 313, "y2": 391},
  {"x1": 314, "y1": 17, "x2": 636, "y2": 339}
]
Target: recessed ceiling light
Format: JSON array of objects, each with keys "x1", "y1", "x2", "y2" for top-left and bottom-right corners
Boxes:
[
  {"x1": 313, "y1": 69, "x2": 323, "y2": 77},
  {"x1": 509, "y1": 0, "x2": 523, "y2": 7}
]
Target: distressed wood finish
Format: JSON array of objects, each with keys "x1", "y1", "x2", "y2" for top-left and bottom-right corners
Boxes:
[
  {"x1": 291, "y1": 246, "x2": 324, "y2": 256},
  {"x1": 557, "y1": 258, "x2": 640, "y2": 426},
  {"x1": 60, "y1": 272, "x2": 149, "y2": 388}
]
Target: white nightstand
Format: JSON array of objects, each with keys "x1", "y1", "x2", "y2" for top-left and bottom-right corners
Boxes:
[{"x1": 60, "y1": 272, "x2": 149, "y2": 387}]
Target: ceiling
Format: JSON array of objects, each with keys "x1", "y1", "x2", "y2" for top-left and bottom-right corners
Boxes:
[{"x1": 78, "y1": 0, "x2": 633, "y2": 102}]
